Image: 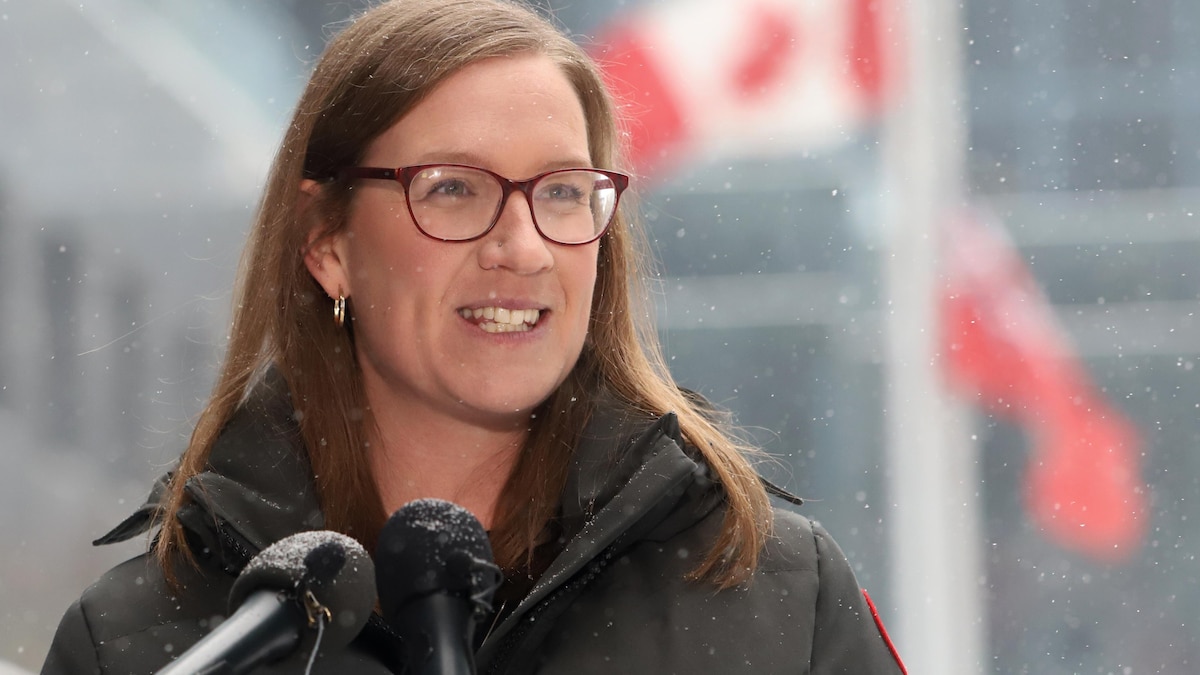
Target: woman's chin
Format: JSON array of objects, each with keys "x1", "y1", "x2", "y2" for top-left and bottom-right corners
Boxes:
[{"x1": 447, "y1": 390, "x2": 554, "y2": 429}]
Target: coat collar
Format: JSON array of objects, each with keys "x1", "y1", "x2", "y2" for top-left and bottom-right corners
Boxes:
[
  {"x1": 94, "y1": 369, "x2": 322, "y2": 556},
  {"x1": 96, "y1": 375, "x2": 714, "y2": 572}
]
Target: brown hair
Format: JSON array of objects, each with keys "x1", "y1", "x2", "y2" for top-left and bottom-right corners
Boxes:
[{"x1": 155, "y1": 0, "x2": 772, "y2": 589}]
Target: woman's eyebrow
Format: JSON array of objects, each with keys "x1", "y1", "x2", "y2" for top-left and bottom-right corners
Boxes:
[{"x1": 408, "y1": 150, "x2": 594, "y2": 172}]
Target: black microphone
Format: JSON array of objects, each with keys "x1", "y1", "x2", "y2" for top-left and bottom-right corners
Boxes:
[
  {"x1": 376, "y1": 499, "x2": 503, "y2": 675},
  {"x1": 158, "y1": 530, "x2": 376, "y2": 675}
]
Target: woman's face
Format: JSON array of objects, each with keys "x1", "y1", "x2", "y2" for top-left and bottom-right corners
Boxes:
[{"x1": 306, "y1": 54, "x2": 599, "y2": 430}]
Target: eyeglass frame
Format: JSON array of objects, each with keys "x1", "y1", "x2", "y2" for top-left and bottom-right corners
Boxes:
[{"x1": 336, "y1": 163, "x2": 631, "y2": 246}]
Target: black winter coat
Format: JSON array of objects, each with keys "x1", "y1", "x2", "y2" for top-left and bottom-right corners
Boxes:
[{"x1": 42, "y1": 377, "x2": 906, "y2": 674}]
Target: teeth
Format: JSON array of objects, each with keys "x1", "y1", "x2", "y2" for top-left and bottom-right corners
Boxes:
[
  {"x1": 458, "y1": 307, "x2": 541, "y2": 332},
  {"x1": 480, "y1": 321, "x2": 526, "y2": 333}
]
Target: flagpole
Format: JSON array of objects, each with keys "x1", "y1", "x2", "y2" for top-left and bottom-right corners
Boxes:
[{"x1": 880, "y1": 0, "x2": 986, "y2": 671}]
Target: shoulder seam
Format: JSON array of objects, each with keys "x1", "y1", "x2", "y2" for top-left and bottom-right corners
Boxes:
[{"x1": 74, "y1": 595, "x2": 106, "y2": 673}]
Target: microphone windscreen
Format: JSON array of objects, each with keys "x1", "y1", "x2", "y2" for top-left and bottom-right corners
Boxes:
[
  {"x1": 375, "y1": 499, "x2": 494, "y2": 617},
  {"x1": 230, "y1": 530, "x2": 376, "y2": 650}
]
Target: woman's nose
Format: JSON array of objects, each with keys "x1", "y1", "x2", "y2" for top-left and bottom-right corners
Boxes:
[{"x1": 477, "y1": 192, "x2": 554, "y2": 274}]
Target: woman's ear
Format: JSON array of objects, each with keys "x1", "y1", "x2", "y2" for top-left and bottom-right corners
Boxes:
[{"x1": 300, "y1": 179, "x2": 351, "y2": 299}]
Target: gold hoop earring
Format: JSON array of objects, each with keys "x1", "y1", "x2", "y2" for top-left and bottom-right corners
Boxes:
[{"x1": 333, "y1": 295, "x2": 347, "y2": 328}]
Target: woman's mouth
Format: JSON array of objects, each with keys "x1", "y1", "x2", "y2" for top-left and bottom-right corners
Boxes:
[{"x1": 458, "y1": 306, "x2": 542, "y2": 333}]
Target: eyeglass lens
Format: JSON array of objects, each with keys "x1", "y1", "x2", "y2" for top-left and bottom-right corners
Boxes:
[{"x1": 406, "y1": 166, "x2": 619, "y2": 244}]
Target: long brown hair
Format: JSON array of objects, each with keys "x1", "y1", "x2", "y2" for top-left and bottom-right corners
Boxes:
[{"x1": 155, "y1": 0, "x2": 772, "y2": 589}]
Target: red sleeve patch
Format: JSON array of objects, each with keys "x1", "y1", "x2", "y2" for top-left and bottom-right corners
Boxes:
[{"x1": 862, "y1": 589, "x2": 908, "y2": 674}]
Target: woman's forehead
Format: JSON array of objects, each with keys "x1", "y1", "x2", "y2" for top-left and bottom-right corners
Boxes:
[{"x1": 363, "y1": 55, "x2": 591, "y2": 172}]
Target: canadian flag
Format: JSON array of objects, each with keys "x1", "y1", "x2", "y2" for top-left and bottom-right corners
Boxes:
[
  {"x1": 590, "y1": 0, "x2": 1146, "y2": 561},
  {"x1": 591, "y1": 0, "x2": 890, "y2": 174}
]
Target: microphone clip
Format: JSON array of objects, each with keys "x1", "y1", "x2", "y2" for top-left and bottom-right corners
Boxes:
[
  {"x1": 302, "y1": 588, "x2": 334, "y2": 628},
  {"x1": 444, "y1": 549, "x2": 503, "y2": 620}
]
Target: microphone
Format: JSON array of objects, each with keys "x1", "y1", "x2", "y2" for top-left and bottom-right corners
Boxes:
[
  {"x1": 158, "y1": 530, "x2": 376, "y2": 675},
  {"x1": 376, "y1": 499, "x2": 503, "y2": 675}
]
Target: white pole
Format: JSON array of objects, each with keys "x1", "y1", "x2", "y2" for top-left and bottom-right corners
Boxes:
[{"x1": 880, "y1": 0, "x2": 986, "y2": 672}]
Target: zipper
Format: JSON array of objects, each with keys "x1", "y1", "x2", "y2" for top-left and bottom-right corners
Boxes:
[
  {"x1": 483, "y1": 547, "x2": 617, "y2": 675},
  {"x1": 215, "y1": 522, "x2": 255, "y2": 573}
]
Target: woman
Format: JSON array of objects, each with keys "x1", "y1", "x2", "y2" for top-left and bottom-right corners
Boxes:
[{"x1": 43, "y1": 0, "x2": 906, "y2": 673}]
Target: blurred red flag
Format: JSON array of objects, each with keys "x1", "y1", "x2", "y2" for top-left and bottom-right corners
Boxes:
[
  {"x1": 941, "y1": 214, "x2": 1146, "y2": 560},
  {"x1": 590, "y1": 0, "x2": 1145, "y2": 560}
]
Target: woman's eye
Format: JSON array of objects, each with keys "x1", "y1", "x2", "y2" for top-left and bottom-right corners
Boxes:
[
  {"x1": 412, "y1": 176, "x2": 480, "y2": 202},
  {"x1": 429, "y1": 179, "x2": 471, "y2": 197},
  {"x1": 541, "y1": 182, "x2": 586, "y2": 201}
]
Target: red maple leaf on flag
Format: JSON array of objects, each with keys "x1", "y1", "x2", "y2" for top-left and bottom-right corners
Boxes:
[{"x1": 731, "y1": 4, "x2": 802, "y2": 100}]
